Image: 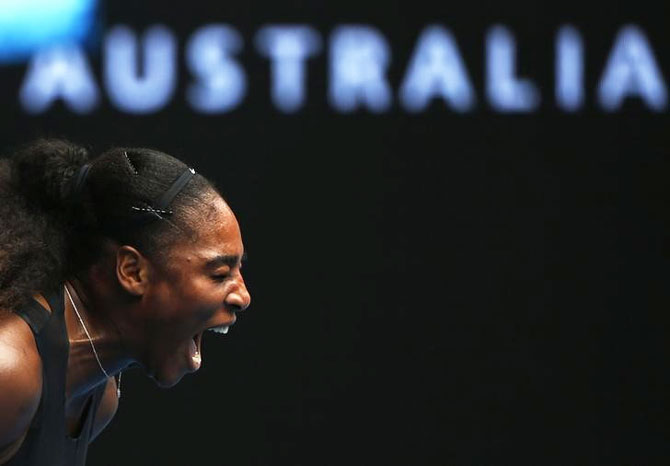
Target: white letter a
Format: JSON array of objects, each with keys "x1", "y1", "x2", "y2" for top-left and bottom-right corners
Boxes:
[{"x1": 19, "y1": 44, "x2": 99, "y2": 114}]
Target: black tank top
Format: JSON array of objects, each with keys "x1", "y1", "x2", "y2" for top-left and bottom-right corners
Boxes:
[{"x1": 7, "y1": 283, "x2": 105, "y2": 466}]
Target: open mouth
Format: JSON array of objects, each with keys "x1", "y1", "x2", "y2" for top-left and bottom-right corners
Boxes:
[
  {"x1": 206, "y1": 315, "x2": 236, "y2": 335},
  {"x1": 187, "y1": 321, "x2": 235, "y2": 371},
  {"x1": 189, "y1": 333, "x2": 202, "y2": 370},
  {"x1": 207, "y1": 325, "x2": 230, "y2": 334}
]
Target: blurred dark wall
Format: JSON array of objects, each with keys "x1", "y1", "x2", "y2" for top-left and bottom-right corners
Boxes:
[{"x1": 1, "y1": 1, "x2": 669, "y2": 465}]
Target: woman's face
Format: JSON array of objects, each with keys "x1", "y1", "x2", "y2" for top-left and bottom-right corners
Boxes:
[{"x1": 139, "y1": 196, "x2": 251, "y2": 387}]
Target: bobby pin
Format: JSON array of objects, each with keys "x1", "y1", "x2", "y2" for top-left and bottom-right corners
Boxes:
[{"x1": 124, "y1": 151, "x2": 139, "y2": 175}]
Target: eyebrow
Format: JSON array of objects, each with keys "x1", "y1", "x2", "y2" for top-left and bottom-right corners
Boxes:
[{"x1": 204, "y1": 252, "x2": 247, "y2": 270}]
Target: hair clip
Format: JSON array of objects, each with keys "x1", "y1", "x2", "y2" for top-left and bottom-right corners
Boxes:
[
  {"x1": 124, "y1": 151, "x2": 138, "y2": 175},
  {"x1": 130, "y1": 205, "x2": 173, "y2": 215}
]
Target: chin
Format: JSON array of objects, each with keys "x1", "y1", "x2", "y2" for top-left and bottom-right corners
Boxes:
[{"x1": 148, "y1": 365, "x2": 186, "y2": 388}]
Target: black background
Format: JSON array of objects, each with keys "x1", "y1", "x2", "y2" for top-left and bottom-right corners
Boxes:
[{"x1": 1, "y1": 0, "x2": 669, "y2": 464}]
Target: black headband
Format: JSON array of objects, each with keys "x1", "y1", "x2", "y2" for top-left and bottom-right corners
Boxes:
[
  {"x1": 71, "y1": 163, "x2": 196, "y2": 207},
  {"x1": 154, "y1": 167, "x2": 196, "y2": 212},
  {"x1": 123, "y1": 166, "x2": 197, "y2": 230},
  {"x1": 69, "y1": 161, "x2": 197, "y2": 233}
]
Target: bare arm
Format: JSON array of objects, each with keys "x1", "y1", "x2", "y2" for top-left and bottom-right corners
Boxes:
[{"x1": 0, "y1": 316, "x2": 43, "y2": 464}]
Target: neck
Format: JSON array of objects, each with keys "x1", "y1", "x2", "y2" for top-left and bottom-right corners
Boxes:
[{"x1": 64, "y1": 277, "x2": 131, "y2": 400}]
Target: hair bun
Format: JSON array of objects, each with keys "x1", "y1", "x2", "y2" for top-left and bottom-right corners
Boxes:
[{"x1": 10, "y1": 139, "x2": 91, "y2": 211}]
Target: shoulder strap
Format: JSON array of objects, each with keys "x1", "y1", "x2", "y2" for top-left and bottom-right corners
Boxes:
[
  {"x1": 14, "y1": 284, "x2": 63, "y2": 335},
  {"x1": 44, "y1": 284, "x2": 64, "y2": 317},
  {"x1": 14, "y1": 299, "x2": 50, "y2": 334}
]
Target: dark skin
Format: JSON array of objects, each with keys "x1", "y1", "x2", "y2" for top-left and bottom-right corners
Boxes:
[{"x1": 0, "y1": 195, "x2": 251, "y2": 463}]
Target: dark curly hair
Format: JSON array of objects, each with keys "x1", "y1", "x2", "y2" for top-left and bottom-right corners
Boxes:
[{"x1": 0, "y1": 138, "x2": 220, "y2": 312}]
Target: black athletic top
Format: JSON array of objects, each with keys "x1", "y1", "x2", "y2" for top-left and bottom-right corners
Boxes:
[{"x1": 7, "y1": 283, "x2": 106, "y2": 466}]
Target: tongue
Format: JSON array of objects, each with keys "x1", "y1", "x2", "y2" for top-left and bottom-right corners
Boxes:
[{"x1": 188, "y1": 338, "x2": 201, "y2": 371}]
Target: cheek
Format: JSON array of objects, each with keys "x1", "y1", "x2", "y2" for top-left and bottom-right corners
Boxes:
[
  {"x1": 185, "y1": 288, "x2": 224, "y2": 323},
  {"x1": 196, "y1": 277, "x2": 229, "y2": 306},
  {"x1": 158, "y1": 278, "x2": 225, "y2": 332}
]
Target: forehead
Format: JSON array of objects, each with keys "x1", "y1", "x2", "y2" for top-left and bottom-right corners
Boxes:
[{"x1": 171, "y1": 197, "x2": 244, "y2": 264}]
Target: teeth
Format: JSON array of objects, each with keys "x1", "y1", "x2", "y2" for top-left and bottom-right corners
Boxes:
[
  {"x1": 192, "y1": 352, "x2": 201, "y2": 365},
  {"x1": 208, "y1": 326, "x2": 229, "y2": 334}
]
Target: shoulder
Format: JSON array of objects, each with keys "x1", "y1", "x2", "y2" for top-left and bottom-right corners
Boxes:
[{"x1": 0, "y1": 312, "x2": 43, "y2": 459}]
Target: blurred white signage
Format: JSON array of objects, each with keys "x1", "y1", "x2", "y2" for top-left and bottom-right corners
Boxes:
[{"x1": 13, "y1": 23, "x2": 668, "y2": 114}]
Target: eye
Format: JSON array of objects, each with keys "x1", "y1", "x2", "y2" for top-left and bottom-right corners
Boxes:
[{"x1": 211, "y1": 267, "x2": 231, "y2": 281}]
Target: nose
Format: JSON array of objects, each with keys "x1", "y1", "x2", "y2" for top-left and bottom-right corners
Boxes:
[{"x1": 225, "y1": 274, "x2": 251, "y2": 312}]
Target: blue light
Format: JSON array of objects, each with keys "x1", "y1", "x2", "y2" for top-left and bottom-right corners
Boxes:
[
  {"x1": 19, "y1": 43, "x2": 99, "y2": 113},
  {"x1": 486, "y1": 25, "x2": 540, "y2": 112},
  {"x1": 187, "y1": 25, "x2": 247, "y2": 113},
  {"x1": 256, "y1": 25, "x2": 321, "y2": 113},
  {"x1": 329, "y1": 26, "x2": 392, "y2": 113},
  {"x1": 399, "y1": 25, "x2": 476, "y2": 112},
  {"x1": 104, "y1": 25, "x2": 177, "y2": 114},
  {"x1": 556, "y1": 25, "x2": 584, "y2": 111},
  {"x1": 0, "y1": 0, "x2": 97, "y2": 63},
  {"x1": 598, "y1": 25, "x2": 667, "y2": 112}
]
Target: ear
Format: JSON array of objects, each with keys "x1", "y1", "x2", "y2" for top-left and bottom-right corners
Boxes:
[{"x1": 115, "y1": 245, "x2": 151, "y2": 296}]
